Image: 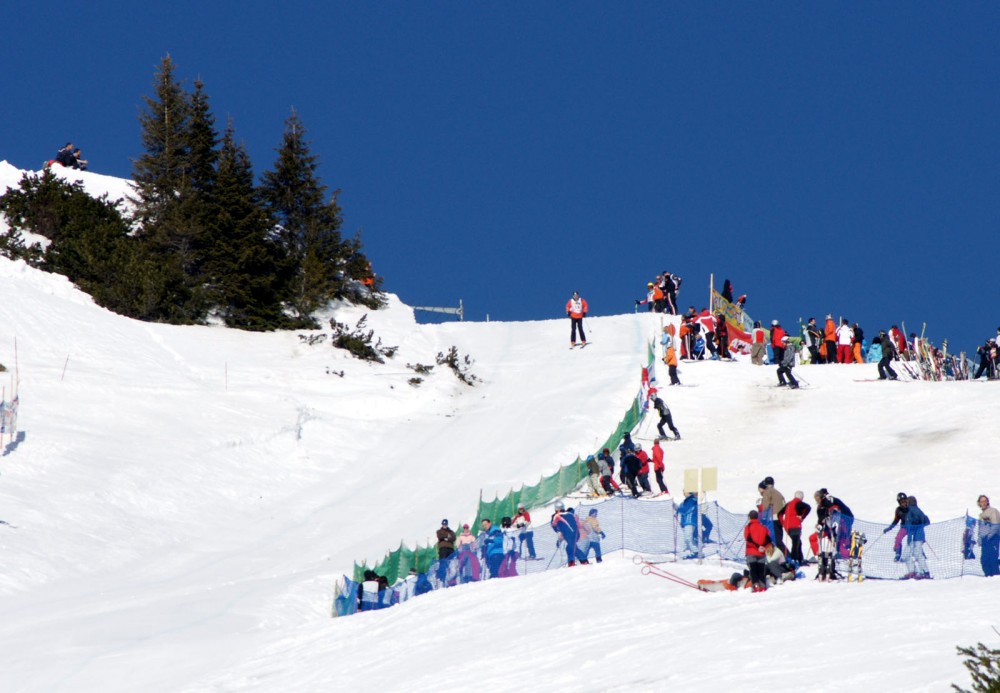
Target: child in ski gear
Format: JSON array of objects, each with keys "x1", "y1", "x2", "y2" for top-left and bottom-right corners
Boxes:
[
  {"x1": 744, "y1": 509, "x2": 773, "y2": 591},
  {"x1": 650, "y1": 389, "x2": 681, "y2": 440},
  {"x1": 764, "y1": 545, "x2": 797, "y2": 585},
  {"x1": 581, "y1": 508, "x2": 605, "y2": 562},
  {"x1": 977, "y1": 495, "x2": 1000, "y2": 576},
  {"x1": 776, "y1": 336, "x2": 799, "y2": 388},
  {"x1": 902, "y1": 496, "x2": 931, "y2": 579},
  {"x1": 779, "y1": 491, "x2": 811, "y2": 563},
  {"x1": 651, "y1": 439, "x2": 668, "y2": 495},
  {"x1": 882, "y1": 493, "x2": 910, "y2": 562},
  {"x1": 566, "y1": 291, "x2": 588, "y2": 346},
  {"x1": 513, "y1": 505, "x2": 537, "y2": 559}
]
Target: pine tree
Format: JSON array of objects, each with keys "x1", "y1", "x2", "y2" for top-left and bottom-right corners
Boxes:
[
  {"x1": 204, "y1": 122, "x2": 293, "y2": 330},
  {"x1": 260, "y1": 109, "x2": 345, "y2": 320}
]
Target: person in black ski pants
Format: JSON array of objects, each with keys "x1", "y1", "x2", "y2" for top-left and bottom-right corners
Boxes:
[
  {"x1": 877, "y1": 331, "x2": 898, "y2": 380},
  {"x1": 650, "y1": 390, "x2": 681, "y2": 440}
]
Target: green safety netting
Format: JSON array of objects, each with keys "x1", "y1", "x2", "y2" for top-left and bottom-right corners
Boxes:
[{"x1": 353, "y1": 339, "x2": 656, "y2": 585}]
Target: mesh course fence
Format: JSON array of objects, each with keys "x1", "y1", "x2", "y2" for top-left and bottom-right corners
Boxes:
[
  {"x1": 334, "y1": 497, "x2": 997, "y2": 616},
  {"x1": 349, "y1": 341, "x2": 659, "y2": 587}
]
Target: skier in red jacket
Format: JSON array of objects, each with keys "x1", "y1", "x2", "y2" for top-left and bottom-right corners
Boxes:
[{"x1": 566, "y1": 291, "x2": 588, "y2": 347}]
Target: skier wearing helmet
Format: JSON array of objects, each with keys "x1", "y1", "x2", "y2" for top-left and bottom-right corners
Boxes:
[{"x1": 882, "y1": 492, "x2": 910, "y2": 562}]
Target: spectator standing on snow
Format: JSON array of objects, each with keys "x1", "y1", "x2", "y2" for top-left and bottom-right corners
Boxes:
[
  {"x1": 513, "y1": 505, "x2": 537, "y2": 559},
  {"x1": 852, "y1": 323, "x2": 865, "y2": 363},
  {"x1": 635, "y1": 443, "x2": 652, "y2": 494},
  {"x1": 715, "y1": 312, "x2": 730, "y2": 359},
  {"x1": 597, "y1": 451, "x2": 620, "y2": 496},
  {"x1": 759, "y1": 477, "x2": 787, "y2": 554},
  {"x1": 836, "y1": 318, "x2": 854, "y2": 364},
  {"x1": 744, "y1": 510, "x2": 773, "y2": 592},
  {"x1": 662, "y1": 272, "x2": 680, "y2": 314},
  {"x1": 751, "y1": 321, "x2": 767, "y2": 365},
  {"x1": 478, "y1": 518, "x2": 505, "y2": 578},
  {"x1": 581, "y1": 508, "x2": 605, "y2": 563},
  {"x1": 882, "y1": 493, "x2": 910, "y2": 562},
  {"x1": 776, "y1": 336, "x2": 799, "y2": 388},
  {"x1": 824, "y1": 315, "x2": 837, "y2": 364},
  {"x1": 498, "y1": 517, "x2": 520, "y2": 577},
  {"x1": 903, "y1": 496, "x2": 931, "y2": 580},
  {"x1": 779, "y1": 491, "x2": 811, "y2": 563},
  {"x1": 551, "y1": 502, "x2": 582, "y2": 566},
  {"x1": 651, "y1": 438, "x2": 669, "y2": 495},
  {"x1": 878, "y1": 330, "x2": 899, "y2": 380},
  {"x1": 566, "y1": 291, "x2": 588, "y2": 347},
  {"x1": 678, "y1": 491, "x2": 700, "y2": 558},
  {"x1": 621, "y1": 448, "x2": 642, "y2": 497},
  {"x1": 436, "y1": 519, "x2": 456, "y2": 560},
  {"x1": 804, "y1": 318, "x2": 823, "y2": 365},
  {"x1": 661, "y1": 324, "x2": 681, "y2": 385},
  {"x1": 770, "y1": 320, "x2": 786, "y2": 365},
  {"x1": 650, "y1": 389, "x2": 681, "y2": 440},
  {"x1": 977, "y1": 495, "x2": 1000, "y2": 577}
]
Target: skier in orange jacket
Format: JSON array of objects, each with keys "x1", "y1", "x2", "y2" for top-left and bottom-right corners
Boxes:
[{"x1": 566, "y1": 291, "x2": 588, "y2": 347}]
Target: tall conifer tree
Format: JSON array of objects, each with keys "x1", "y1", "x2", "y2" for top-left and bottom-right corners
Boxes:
[{"x1": 260, "y1": 110, "x2": 345, "y2": 319}]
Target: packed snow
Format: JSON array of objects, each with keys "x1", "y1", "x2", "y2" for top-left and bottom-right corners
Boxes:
[{"x1": 0, "y1": 163, "x2": 996, "y2": 692}]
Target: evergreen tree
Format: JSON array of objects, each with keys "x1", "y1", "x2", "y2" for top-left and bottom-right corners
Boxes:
[
  {"x1": 187, "y1": 79, "x2": 218, "y2": 197},
  {"x1": 261, "y1": 109, "x2": 346, "y2": 320},
  {"x1": 204, "y1": 122, "x2": 294, "y2": 330}
]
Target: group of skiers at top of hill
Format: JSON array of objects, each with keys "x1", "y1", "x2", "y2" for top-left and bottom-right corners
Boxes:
[
  {"x1": 635, "y1": 271, "x2": 684, "y2": 315},
  {"x1": 973, "y1": 327, "x2": 1000, "y2": 380},
  {"x1": 48, "y1": 142, "x2": 88, "y2": 171}
]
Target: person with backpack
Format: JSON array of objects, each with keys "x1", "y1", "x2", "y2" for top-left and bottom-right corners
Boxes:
[
  {"x1": 744, "y1": 509, "x2": 773, "y2": 592},
  {"x1": 565, "y1": 291, "x2": 588, "y2": 347},
  {"x1": 902, "y1": 496, "x2": 931, "y2": 580},
  {"x1": 650, "y1": 388, "x2": 681, "y2": 440}
]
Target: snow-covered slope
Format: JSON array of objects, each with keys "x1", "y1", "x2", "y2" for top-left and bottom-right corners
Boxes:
[{"x1": 0, "y1": 164, "x2": 995, "y2": 692}]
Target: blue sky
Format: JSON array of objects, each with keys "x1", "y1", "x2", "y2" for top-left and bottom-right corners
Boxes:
[{"x1": 3, "y1": 4, "x2": 998, "y2": 354}]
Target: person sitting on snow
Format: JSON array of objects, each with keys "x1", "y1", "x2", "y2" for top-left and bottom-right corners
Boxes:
[{"x1": 55, "y1": 142, "x2": 76, "y2": 167}]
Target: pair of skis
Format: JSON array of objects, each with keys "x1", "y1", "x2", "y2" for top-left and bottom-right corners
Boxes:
[{"x1": 634, "y1": 555, "x2": 708, "y2": 592}]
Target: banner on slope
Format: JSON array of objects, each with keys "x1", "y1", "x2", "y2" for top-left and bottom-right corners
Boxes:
[{"x1": 710, "y1": 290, "x2": 753, "y2": 355}]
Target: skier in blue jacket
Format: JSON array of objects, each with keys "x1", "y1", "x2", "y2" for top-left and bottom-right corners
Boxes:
[
  {"x1": 478, "y1": 519, "x2": 505, "y2": 578},
  {"x1": 677, "y1": 492, "x2": 700, "y2": 558}
]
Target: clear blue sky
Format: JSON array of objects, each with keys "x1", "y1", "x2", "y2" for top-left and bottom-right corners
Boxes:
[{"x1": 3, "y1": 4, "x2": 997, "y2": 354}]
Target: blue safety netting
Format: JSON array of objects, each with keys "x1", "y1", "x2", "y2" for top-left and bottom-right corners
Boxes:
[{"x1": 333, "y1": 499, "x2": 998, "y2": 616}]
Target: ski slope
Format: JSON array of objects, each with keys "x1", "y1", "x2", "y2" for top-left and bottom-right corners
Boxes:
[{"x1": 0, "y1": 163, "x2": 997, "y2": 692}]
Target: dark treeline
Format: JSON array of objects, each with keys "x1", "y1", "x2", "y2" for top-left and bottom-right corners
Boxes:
[{"x1": 0, "y1": 55, "x2": 381, "y2": 330}]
